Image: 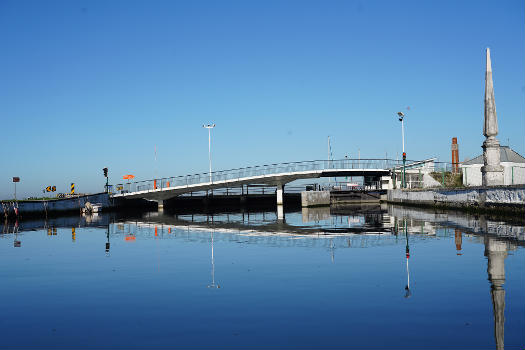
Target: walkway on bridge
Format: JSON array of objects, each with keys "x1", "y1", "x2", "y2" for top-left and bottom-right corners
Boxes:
[{"x1": 112, "y1": 159, "x2": 398, "y2": 205}]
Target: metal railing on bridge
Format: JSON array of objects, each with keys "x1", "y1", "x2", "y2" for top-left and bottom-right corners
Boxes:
[{"x1": 114, "y1": 158, "x2": 402, "y2": 195}]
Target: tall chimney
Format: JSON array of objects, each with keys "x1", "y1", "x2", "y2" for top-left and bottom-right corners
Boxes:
[{"x1": 451, "y1": 137, "x2": 459, "y2": 173}]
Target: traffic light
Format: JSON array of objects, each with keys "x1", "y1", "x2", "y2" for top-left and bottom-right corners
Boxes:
[
  {"x1": 402, "y1": 152, "x2": 406, "y2": 161},
  {"x1": 103, "y1": 167, "x2": 108, "y2": 177}
]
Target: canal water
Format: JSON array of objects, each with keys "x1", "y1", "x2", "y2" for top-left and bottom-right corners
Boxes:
[{"x1": 1, "y1": 205, "x2": 524, "y2": 349}]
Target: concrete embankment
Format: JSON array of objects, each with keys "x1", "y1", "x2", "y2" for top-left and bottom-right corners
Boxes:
[
  {"x1": 387, "y1": 186, "x2": 525, "y2": 213},
  {"x1": 301, "y1": 191, "x2": 330, "y2": 207},
  {"x1": 301, "y1": 190, "x2": 386, "y2": 207},
  {"x1": 1, "y1": 193, "x2": 154, "y2": 219},
  {"x1": 2, "y1": 193, "x2": 112, "y2": 218}
]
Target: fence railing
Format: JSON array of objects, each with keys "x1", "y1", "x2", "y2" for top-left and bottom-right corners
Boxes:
[{"x1": 113, "y1": 158, "x2": 449, "y2": 195}]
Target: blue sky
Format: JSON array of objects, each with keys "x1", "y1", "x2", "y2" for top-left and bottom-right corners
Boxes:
[{"x1": 1, "y1": 0, "x2": 523, "y2": 198}]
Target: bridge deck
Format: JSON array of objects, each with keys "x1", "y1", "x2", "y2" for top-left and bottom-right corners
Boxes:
[{"x1": 113, "y1": 159, "x2": 396, "y2": 201}]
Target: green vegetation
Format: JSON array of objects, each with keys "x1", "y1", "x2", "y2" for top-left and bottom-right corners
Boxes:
[{"x1": 430, "y1": 171, "x2": 463, "y2": 188}]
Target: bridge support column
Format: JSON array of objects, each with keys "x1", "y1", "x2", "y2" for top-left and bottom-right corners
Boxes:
[
  {"x1": 276, "y1": 184, "x2": 284, "y2": 205},
  {"x1": 157, "y1": 200, "x2": 164, "y2": 212},
  {"x1": 277, "y1": 204, "x2": 284, "y2": 221}
]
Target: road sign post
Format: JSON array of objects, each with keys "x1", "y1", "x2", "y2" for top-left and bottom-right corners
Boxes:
[
  {"x1": 103, "y1": 168, "x2": 108, "y2": 193},
  {"x1": 12, "y1": 177, "x2": 20, "y2": 201}
]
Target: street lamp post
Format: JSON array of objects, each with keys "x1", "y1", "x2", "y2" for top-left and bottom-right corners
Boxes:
[
  {"x1": 203, "y1": 124, "x2": 216, "y2": 183},
  {"x1": 397, "y1": 112, "x2": 406, "y2": 189}
]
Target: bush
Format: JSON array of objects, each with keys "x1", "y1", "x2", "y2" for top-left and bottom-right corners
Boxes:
[{"x1": 430, "y1": 171, "x2": 463, "y2": 188}]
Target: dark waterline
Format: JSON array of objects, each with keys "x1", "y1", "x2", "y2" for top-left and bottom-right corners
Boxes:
[{"x1": 0, "y1": 205, "x2": 524, "y2": 349}]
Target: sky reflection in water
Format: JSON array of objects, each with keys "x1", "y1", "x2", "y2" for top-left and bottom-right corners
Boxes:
[{"x1": 0, "y1": 205, "x2": 524, "y2": 349}]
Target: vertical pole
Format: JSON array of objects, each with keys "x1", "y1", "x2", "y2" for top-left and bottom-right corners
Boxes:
[
  {"x1": 401, "y1": 119, "x2": 406, "y2": 189},
  {"x1": 442, "y1": 169, "x2": 445, "y2": 186},
  {"x1": 402, "y1": 158, "x2": 406, "y2": 189},
  {"x1": 511, "y1": 167, "x2": 514, "y2": 185},
  {"x1": 401, "y1": 119, "x2": 405, "y2": 153},
  {"x1": 327, "y1": 136, "x2": 330, "y2": 165},
  {"x1": 208, "y1": 127, "x2": 212, "y2": 183},
  {"x1": 401, "y1": 119, "x2": 405, "y2": 154},
  {"x1": 14, "y1": 182, "x2": 17, "y2": 201}
]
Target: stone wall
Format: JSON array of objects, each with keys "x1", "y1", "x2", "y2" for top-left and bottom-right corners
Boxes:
[{"x1": 387, "y1": 186, "x2": 525, "y2": 212}]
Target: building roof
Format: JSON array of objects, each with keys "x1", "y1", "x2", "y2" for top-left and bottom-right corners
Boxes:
[{"x1": 461, "y1": 146, "x2": 525, "y2": 165}]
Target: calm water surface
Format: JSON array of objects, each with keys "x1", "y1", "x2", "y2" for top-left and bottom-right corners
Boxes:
[{"x1": 1, "y1": 205, "x2": 524, "y2": 349}]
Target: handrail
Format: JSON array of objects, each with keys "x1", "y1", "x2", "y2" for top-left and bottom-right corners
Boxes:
[{"x1": 114, "y1": 158, "x2": 444, "y2": 195}]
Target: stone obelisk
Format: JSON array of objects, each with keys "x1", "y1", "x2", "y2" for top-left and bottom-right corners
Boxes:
[{"x1": 481, "y1": 48, "x2": 504, "y2": 186}]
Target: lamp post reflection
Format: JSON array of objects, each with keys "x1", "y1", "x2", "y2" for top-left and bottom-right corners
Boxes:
[
  {"x1": 329, "y1": 238, "x2": 335, "y2": 263},
  {"x1": 105, "y1": 226, "x2": 110, "y2": 256},
  {"x1": 484, "y1": 237, "x2": 507, "y2": 350},
  {"x1": 207, "y1": 230, "x2": 220, "y2": 289},
  {"x1": 403, "y1": 219, "x2": 411, "y2": 298}
]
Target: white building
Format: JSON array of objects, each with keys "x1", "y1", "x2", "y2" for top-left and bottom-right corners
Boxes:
[
  {"x1": 460, "y1": 146, "x2": 525, "y2": 186},
  {"x1": 386, "y1": 158, "x2": 441, "y2": 189}
]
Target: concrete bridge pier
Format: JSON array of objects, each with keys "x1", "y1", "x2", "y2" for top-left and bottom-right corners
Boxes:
[
  {"x1": 276, "y1": 184, "x2": 286, "y2": 221},
  {"x1": 277, "y1": 204, "x2": 284, "y2": 221},
  {"x1": 157, "y1": 200, "x2": 165, "y2": 212},
  {"x1": 276, "y1": 184, "x2": 284, "y2": 205}
]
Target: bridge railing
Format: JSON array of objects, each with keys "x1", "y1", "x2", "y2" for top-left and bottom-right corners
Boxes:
[{"x1": 115, "y1": 158, "x2": 406, "y2": 195}]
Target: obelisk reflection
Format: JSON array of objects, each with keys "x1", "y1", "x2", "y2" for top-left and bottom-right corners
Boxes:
[{"x1": 484, "y1": 237, "x2": 507, "y2": 350}]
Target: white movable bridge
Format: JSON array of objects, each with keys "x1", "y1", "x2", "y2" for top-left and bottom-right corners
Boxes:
[{"x1": 113, "y1": 159, "x2": 402, "y2": 209}]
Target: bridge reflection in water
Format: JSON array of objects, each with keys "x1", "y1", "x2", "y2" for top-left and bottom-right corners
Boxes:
[
  {"x1": 1, "y1": 204, "x2": 522, "y2": 349},
  {"x1": 97, "y1": 206, "x2": 519, "y2": 349}
]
